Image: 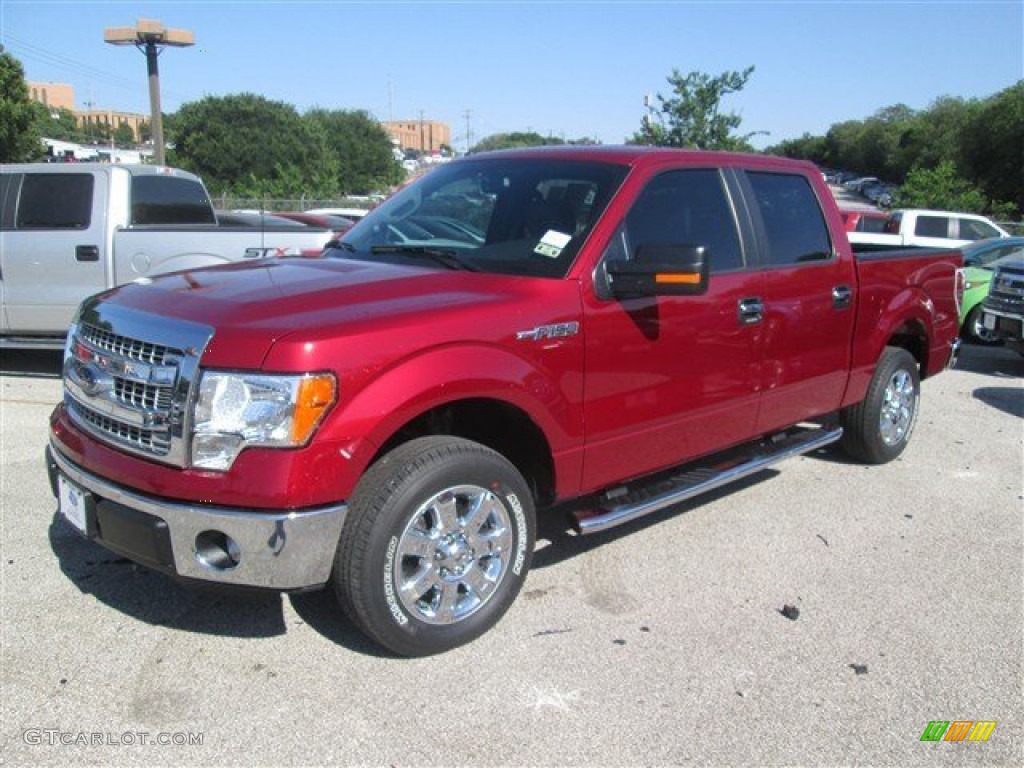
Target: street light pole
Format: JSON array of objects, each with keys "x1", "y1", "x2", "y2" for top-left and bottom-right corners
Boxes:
[{"x1": 104, "y1": 19, "x2": 193, "y2": 166}]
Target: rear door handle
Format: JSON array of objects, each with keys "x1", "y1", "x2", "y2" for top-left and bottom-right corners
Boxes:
[
  {"x1": 833, "y1": 285, "x2": 852, "y2": 309},
  {"x1": 738, "y1": 297, "x2": 764, "y2": 325},
  {"x1": 75, "y1": 245, "x2": 100, "y2": 262}
]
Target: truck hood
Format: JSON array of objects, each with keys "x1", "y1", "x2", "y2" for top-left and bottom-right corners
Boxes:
[{"x1": 102, "y1": 257, "x2": 525, "y2": 368}]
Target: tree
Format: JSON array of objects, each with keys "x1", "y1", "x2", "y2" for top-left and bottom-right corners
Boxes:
[
  {"x1": 113, "y1": 123, "x2": 135, "y2": 146},
  {"x1": 305, "y1": 108, "x2": 403, "y2": 194},
  {"x1": 32, "y1": 105, "x2": 81, "y2": 142},
  {"x1": 765, "y1": 132, "x2": 827, "y2": 163},
  {"x1": 168, "y1": 93, "x2": 338, "y2": 198},
  {"x1": 631, "y1": 66, "x2": 761, "y2": 150},
  {"x1": 0, "y1": 50, "x2": 44, "y2": 161},
  {"x1": 960, "y1": 81, "x2": 1023, "y2": 214},
  {"x1": 471, "y1": 131, "x2": 564, "y2": 152},
  {"x1": 896, "y1": 161, "x2": 991, "y2": 214}
]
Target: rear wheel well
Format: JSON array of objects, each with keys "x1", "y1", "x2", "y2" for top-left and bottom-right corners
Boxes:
[
  {"x1": 373, "y1": 399, "x2": 556, "y2": 506},
  {"x1": 887, "y1": 321, "x2": 928, "y2": 377}
]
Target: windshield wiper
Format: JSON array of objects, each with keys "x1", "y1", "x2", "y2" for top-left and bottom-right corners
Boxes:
[{"x1": 370, "y1": 245, "x2": 478, "y2": 272}]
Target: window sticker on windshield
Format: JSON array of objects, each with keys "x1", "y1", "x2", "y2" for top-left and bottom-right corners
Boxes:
[{"x1": 534, "y1": 230, "x2": 572, "y2": 259}]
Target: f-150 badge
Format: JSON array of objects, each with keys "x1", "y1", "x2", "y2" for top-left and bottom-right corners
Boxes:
[{"x1": 516, "y1": 322, "x2": 580, "y2": 342}]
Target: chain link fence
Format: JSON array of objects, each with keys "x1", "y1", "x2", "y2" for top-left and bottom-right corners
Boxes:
[{"x1": 211, "y1": 197, "x2": 381, "y2": 214}]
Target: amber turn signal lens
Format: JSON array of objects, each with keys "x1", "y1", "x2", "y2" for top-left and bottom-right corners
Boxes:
[{"x1": 292, "y1": 374, "x2": 336, "y2": 444}]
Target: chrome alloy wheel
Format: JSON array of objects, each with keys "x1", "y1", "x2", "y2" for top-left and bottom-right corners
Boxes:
[
  {"x1": 394, "y1": 485, "x2": 514, "y2": 625},
  {"x1": 879, "y1": 369, "x2": 916, "y2": 446}
]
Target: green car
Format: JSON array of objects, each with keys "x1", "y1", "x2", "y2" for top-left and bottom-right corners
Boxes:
[{"x1": 959, "y1": 238, "x2": 1024, "y2": 344}]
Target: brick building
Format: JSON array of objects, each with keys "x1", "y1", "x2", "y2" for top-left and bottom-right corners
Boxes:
[
  {"x1": 27, "y1": 81, "x2": 147, "y2": 142},
  {"x1": 27, "y1": 81, "x2": 75, "y2": 111},
  {"x1": 383, "y1": 119, "x2": 451, "y2": 154}
]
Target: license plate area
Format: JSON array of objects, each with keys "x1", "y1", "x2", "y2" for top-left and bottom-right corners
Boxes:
[
  {"x1": 58, "y1": 474, "x2": 91, "y2": 535},
  {"x1": 983, "y1": 313, "x2": 996, "y2": 330}
]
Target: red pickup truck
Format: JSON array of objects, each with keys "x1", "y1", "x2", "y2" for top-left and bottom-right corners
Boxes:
[{"x1": 47, "y1": 147, "x2": 962, "y2": 656}]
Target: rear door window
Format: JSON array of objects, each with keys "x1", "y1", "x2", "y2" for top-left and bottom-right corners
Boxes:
[
  {"x1": 914, "y1": 215, "x2": 951, "y2": 238},
  {"x1": 746, "y1": 172, "x2": 832, "y2": 265},
  {"x1": 131, "y1": 175, "x2": 216, "y2": 225},
  {"x1": 14, "y1": 174, "x2": 94, "y2": 229}
]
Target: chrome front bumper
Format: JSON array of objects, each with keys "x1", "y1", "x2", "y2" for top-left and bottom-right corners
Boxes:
[{"x1": 47, "y1": 442, "x2": 346, "y2": 591}]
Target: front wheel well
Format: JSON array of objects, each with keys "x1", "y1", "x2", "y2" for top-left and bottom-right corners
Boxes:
[{"x1": 373, "y1": 399, "x2": 556, "y2": 506}]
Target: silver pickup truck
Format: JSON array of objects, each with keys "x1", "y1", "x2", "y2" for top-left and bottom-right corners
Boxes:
[{"x1": 0, "y1": 163, "x2": 334, "y2": 348}]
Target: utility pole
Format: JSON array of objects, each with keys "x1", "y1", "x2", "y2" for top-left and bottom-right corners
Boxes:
[
  {"x1": 104, "y1": 19, "x2": 193, "y2": 165},
  {"x1": 418, "y1": 109, "x2": 425, "y2": 154},
  {"x1": 462, "y1": 109, "x2": 473, "y2": 154}
]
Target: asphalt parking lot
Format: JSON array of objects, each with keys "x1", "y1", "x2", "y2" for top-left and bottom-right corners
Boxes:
[{"x1": 1, "y1": 344, "x2": 1021, "y2": 766}]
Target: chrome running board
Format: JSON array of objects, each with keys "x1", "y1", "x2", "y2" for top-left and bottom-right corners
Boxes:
[{"x1": 573, "y1": 425, "x2": 843, "y2": 535}]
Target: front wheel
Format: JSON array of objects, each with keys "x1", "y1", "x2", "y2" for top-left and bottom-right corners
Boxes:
[
  {"x1": 962, "y1": 305, "x2": 1002, "y2": 345},
  {"x1": 840, "y1": 346, "x2": 921, "y2": 464},
  {"x1": 333, "y1": 436, "x2": 535, "y2": 656}
]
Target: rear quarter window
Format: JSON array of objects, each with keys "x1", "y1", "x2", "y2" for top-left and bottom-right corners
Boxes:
[
  {"x1": 746, "y1": 172, "x2": 832, "y2": 266},
  {"x1": 14, "y1": 174, "x2": 94, "y2": 230}
]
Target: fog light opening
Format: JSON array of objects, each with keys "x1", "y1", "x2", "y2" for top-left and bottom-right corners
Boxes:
[{"x1": 195, "y1": 530, "x2": 241, "y2": 571}]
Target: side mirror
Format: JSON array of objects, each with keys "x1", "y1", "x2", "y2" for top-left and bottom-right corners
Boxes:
[{"x1": 606, "y1": 243, "x2": 709, "y2": 298}]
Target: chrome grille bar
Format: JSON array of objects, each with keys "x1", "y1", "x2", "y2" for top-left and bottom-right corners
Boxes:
[{"x1": 63, "y1": 299, "x2": 214, "y2": 467}]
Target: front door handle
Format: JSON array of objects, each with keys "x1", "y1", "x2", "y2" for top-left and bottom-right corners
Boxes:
[
  {"x1": 76, "y1": 245, "x2": 100, "y2": 262},
  {"x1": 833, "y1": 285, "x2": 852, "y2": 309},
  {"x1": 738, "y1": 297, "x2": 764, "y2": 325}
]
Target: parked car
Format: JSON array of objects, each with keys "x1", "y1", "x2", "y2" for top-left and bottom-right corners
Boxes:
[
  {"x1": 956, "y1": 238, "x2": 1024, "y2": 343},
  {"x1": 862, "y1": 183, "x2": 897, "y2": 208},
  {"x1": 883, "y1": 209, "x2": 1010, "y2": 248},
  {"x1": 216, "y1": 210, "x2": 309, "y2": 228},
  {"x1": 274, "y1": 211, "x2": 356, "y2": 238},
  {"x1": 843, "y1": 176, "x2": 879, "y2": 192},
  {"x1": 47, "y1": 146, "x2": 962, "y2": 656},
  {"x1": 305, "y1": 207, "x2": 372, "y2": 220}
]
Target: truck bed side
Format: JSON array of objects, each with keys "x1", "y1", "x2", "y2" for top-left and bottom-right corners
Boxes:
[{"x1": 844, "y1": 248, "x2": 962, "y2": 408}]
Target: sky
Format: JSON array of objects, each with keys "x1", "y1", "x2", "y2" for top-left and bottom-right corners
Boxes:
[{"x1": 2, "y1": 0, "x2": 1022, "y2": 151}]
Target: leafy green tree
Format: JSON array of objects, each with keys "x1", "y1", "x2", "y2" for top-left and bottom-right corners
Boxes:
[
  {"x1": 960, "y1": 81, "x2": 1023, "y2": 214},
  {"x1": 305, "y1": 108, "x2": 402, "y2": 194},
  {"x1": 0, "y1": 50, "x2": 44, "y2": 161},
  {"x1": 896, "y1": 161, "x2": 991, "y2": 214},
  {"x1": 471, "y1": 131, "x2": 564, "y2": 152},
  {"x1": 32, "y1": 104, "x2": 81, "y2": 142},
  {"x1": 113, "y1": 123, "x2": 135, "y2": 146},
  {"x1": 765, "y1": 132, "x2": 827, "y2": 163},
  {"x1": 168, "y1": 93, "x2": 338, "y2": 198},
  {"x1": 631, "y1": 66, "x2": 760, "y2": 150}
]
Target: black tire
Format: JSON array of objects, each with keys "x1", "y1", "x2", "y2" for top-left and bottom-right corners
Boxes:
[
  {"x1": 962, "y1": 305, "x2": 1001, "y2": 346},
  {"x1": 840, "y1": 346, "x2": 921, "y2": 465},
  {"x1": 333, "y1": 436, "x2": 535, "y2": 656}
]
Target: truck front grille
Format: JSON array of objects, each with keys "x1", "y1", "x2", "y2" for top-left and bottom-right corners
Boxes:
[
  {"x1": 79, "y1": 323, "x2": 173, "y2": 366},
  {"x1": 62, "y1": 301, "x2": 213, "y2": 468},
  {"x1": 984, "y1": 266, "x2": 1024, "y2": 316},
  {"x1": 73, "y1": 400, "x2": 174, "y2": 455}
]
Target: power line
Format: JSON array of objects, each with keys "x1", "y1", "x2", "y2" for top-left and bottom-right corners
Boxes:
[{"x1": 2, "y1": 33, "x2": 187, "y2": 102}]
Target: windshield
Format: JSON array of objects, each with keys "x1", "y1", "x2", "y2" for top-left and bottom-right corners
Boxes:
[{"x1": 331, "y1": 157, "x2": 628, "y2": 278}]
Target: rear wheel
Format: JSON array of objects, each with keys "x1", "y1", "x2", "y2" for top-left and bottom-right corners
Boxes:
[
  {"x1": 840, "y1": 346, "x2": 920, "y2": 464},
  {"x1": 333, "y1": 436, "x2": 535, "y2": 656}
]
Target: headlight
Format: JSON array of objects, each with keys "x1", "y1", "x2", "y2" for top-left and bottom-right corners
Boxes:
[
  {"x1": 964, "y1": 279, "x2": 988, "y2": 291},
  {"x1": 192, "y1": 372, "x2": 336, "y2": 471}
]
